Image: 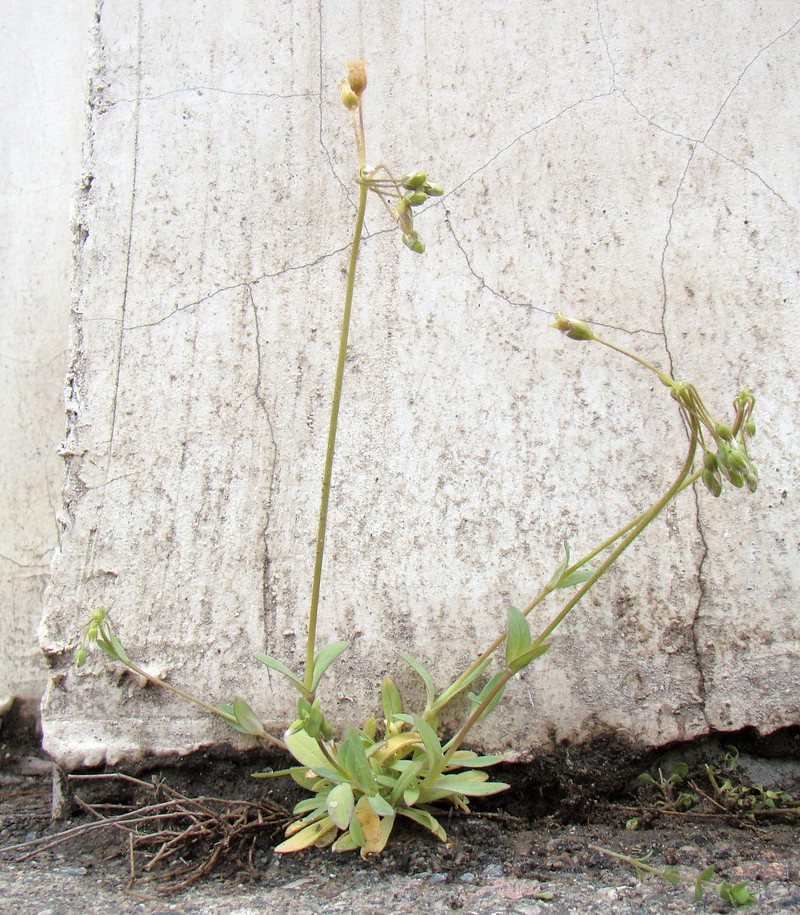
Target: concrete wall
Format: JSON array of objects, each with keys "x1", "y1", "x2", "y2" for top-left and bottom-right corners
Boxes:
[
  {"x1": 38, "y1": 1, "x2": 799, "y2": 769},
  {"x1": 0, "y1": 3, "x2": 94, "y2": 713}
]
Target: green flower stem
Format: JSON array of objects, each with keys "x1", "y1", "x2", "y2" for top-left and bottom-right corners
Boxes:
[
  {"x1": 432, "y1": 456, "x2": 704, "y2": 720},
  {"x1": 305, "y1": 181, "x2": 369, "y2": 694},
  {"x1": 529, "y1": 423, "x2": 698, "y2": 651},
  {"x1": 590, "y1": 333, "x2": 676, "y2": 389},
  {"x1": 105, "y1": 648, "x2": 287, "y2": 751},
  {"x1": 442, "y1": 424, "x2": 699, "y2": 764}
]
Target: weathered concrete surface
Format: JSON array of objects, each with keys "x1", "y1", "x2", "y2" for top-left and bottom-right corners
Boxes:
[
  {"x1": 0, "y1": 3, "x2": 94, "y2": 708},
  {"x1": 40, "y1": 1, "x2": 799, "y2": 768}
]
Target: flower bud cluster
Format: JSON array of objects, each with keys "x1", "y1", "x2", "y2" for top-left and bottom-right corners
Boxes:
[
  {"x1": 699, "y1": 389, "x2": 758, "y2": 496},
  {"x1": 74, "y1": 606, "x2": 109, "y2": 667},
  {"x1": 294, "y1": 696, "x2": 334, "y2": 741},
  {"x1": 359, "y1": 167, "x2": 444, "y2": 255}
]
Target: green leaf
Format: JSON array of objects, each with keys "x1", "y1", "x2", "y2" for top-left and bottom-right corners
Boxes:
[
  {"x1": 717, "y1": 881, "x2": 756, "y2": 906},
  {"x1": 326, "y1": 782, "x2": 355, "y2": 830},
  {"x1": 399, "y1": 807, "x2": 447, "y2": 842},
  {"x1": 285, "y1": 727, "x2": 334, "y2": 773},
  {"x1": 381, "y1": 677, "x2": 404, "y2": 719},
  {"x1": 505, "y1": 606, "x2": 531, "y2": 666},
  {"x1": 661, "y1": 867, "x2": 681, "y2": 886},
  {"x1": 554, "y1": 568, "x2": 593, "y2": 589},
  {"x1": 231, "y1": 697, "x2": 266, "y2": 737},
  {"x1": 275, "y1": 817, "x2": 334, "y2": 853},
  {"x1": 468, "y1": 671, "x2": 507, "y2": 721},
  {"x1": 668, "y1": 762, "x2": 689, "y2": 784},
  {"x1": 389, "y1": 757, "x2": 425, "y2": 806},
  {"x1": 294, "y1": 795, "x2": 329, "y2": 815},
  {"x1": 367, "y1": 794, "x2": 396, "y2": 817},
  {"x1": 332, "y1": 831, "x2": 359, "y2": 853},
  {"x1": 339, "y1": 727, "x2": 378, "y2": 794},
  {"x1": 311, "y1": 641, "x2": 350, "y2": 692},
  {"x1": 545, "y1": 539, "x2": 572, "y2": 591},
  {"x1": 255, "y1": 653, "x2": 311, "y2": 699},
  {"x1": 444, "y1": 751, "x2": 504, "y2": 769},
  {"x1": 428, "y1": 771, "x2": 509, "y2": 797},
  {"x1": 507, "y1": 641, "x2": 551, "y2": 674},
  {"x1": 399, "y1": 653, "x2": 435, "y2": 709},
  {"x1": 412, "y1": 715, "x2": 444, "y2": 779},
  {"x1": 434, "y1": 656, "x2": 491, "y2": 708},
  {"x1": 95, "y1": 630, "x2": 132, "y2": 667}
]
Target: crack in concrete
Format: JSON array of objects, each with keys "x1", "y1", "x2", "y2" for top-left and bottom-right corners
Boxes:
[
  {"x1": 443, "y1": 208, "x2": 661, "y2": 339},
  {"x1": 126, "y1": 242, "x2": 353, "y2": 330},
  {"x1": 106, "y1": 0, "x2": 144, "y2": 475},
  {"x1": 445, "y1": 89, "x2": 616, "y2": 201},
  {"x1": 245, "y1": 285, "x2": 279, "y2": 652},
  {"x1": 653, "y1": 17, "x2": 800, "y2": 720}
]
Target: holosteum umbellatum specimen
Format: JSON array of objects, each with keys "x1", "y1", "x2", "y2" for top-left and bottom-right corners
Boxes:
[{"x1": 78, "y1": 60, "x2": 759, "y2": 856}]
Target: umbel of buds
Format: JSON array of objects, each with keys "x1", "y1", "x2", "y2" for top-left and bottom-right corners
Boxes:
[
  {"x1": 339, "y1": 59, "x2": 443, "y2": 255},
  {"x1": 552, "y1": 314, "x2": 759, "y2": 499}
]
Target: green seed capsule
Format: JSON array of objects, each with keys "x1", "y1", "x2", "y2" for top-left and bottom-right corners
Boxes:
[
  {"x1": 404, "y1": 190, "x2": 428, "y2": 206},
  {"x1": 402, "y1": 232, "x2": 425, "y2": 254},
  {"x1": 728, "y1": 470, "x2": 744, "y2": 488},
  {"x1": 715, "y1": 422, "x2": 733, "y2": 442},
  {"x1": 703, "y1": 450, "x2": 718, "y2": 472},
  {"x1": 75, "y1": 646, "x2": 88, "y2": 667},
  {"x1": 423, "y1": 181, "x2": 444, "y2": 196},
  {"x1": 565, "y1": 319, "x2": 594, "y2": 341},
  {"x1": 701, "y1": 469, "x2": 722, "y2": 497},
  {"x1": 723, "y1": 446, "x2": 748, "y2": 474},
  {"x1": 401, "y1": 171, "x2": 427, "y2": 189},
  {"x1": 744, "y1": 419, "x2": 756, "y2": 437}
]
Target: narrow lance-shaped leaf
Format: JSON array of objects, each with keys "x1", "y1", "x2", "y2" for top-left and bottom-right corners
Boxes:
[
  {"x1": 505, "y1": 606, "x2": 531, "y2": 666},
  {"x1": 311, "y1": 641, "x2": 350, "y2": 693},
  {"x1": 413, "y1": 715, "x2": 444, "y2": 780},
  {"x1": 232, "y1": 696, "x2": 266, "y2": 737},
  {"x1": 555, "y1": 568, "x2": 593, "y2": 589},
  {"x1": 433, "y1": 655, "x2": 491, "y2": 708},
  {"x1": 398, "y1": 652, "x2": 436, "y2": 709},
  {"x1": 255, "y1": 653, "x2": 311, "y2": 699},
  {"x1": 381, "y1": 677, "x2": 403, "y2": 719},
  {"x1": 545, "y1": 539, "x2": 572, "y2": 591},
  {"x1": 507, "y1": 641, "x2": 551, "y2": 675},
  {"x1": 467, "y1": 670, "x2": 508, "y2": 722},
  {"x1": 339, "y1": 727, "x2": 378, "y2": 794}
]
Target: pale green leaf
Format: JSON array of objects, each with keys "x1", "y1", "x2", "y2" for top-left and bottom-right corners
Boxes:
[
  {"x1": 326, "y1": 782, "x2": 355, "y2": 830},
  {"x1": 232, "y1": 696, "x2": 265, "y2": 737},
  {"x1": 275, "y1": 818, "x2": 334, "y2": 853},
  {"x1": 554, "y1": 568, "x2": 593, "y2": 589},
  {"x1": 412, "y1": 715, "x2": 444, "y2": 779},
  {"x1": 367, "y1": 793, "x2": 395, "y2": 817},
  {"x1": 311, "y1": 641, "x2": 350, "y2": 692},
  {"x1": 255, "y1": 653, "x2": 310, "y2": 698},
  {"x1": 399, "y1": 807, "x2": 447, "y2": 842},
  {"x1": 505, "y1": 606, "x2": 531, "y2": 667},
  {"x1": 508, "y1": 641, "x2": 551, "y2": 674},
  {"x1": 399, "y1": 652, "x2": 435, "y2": 708},
  {"x1": 381, "y1": 677, "x2": 404, "y2": 720}
]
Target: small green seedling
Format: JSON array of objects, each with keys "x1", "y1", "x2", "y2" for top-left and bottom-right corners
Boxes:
[
  {"x1": 76, "y1": 59, "x2": 760, "y2": 857},
  {"x1": 591, "y1": 845, "x2": 756, "y2": 908}
]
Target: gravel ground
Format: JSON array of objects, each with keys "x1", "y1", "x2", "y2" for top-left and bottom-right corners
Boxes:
[{"x1": 2, "y1": 742, "x2": 800, "y2": 914}]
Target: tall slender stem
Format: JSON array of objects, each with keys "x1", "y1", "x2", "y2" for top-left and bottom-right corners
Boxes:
[
  {"x1": 442, "y1": 425, "x2": 699, "y2": 763},
  {"x1": 305, "y1": 182, "x2": 369, "y2": 692}
]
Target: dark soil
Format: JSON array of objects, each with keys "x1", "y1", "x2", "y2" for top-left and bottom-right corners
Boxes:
[{"x1": 2, "y1": 724, "x2": 799, "y2": 914}]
